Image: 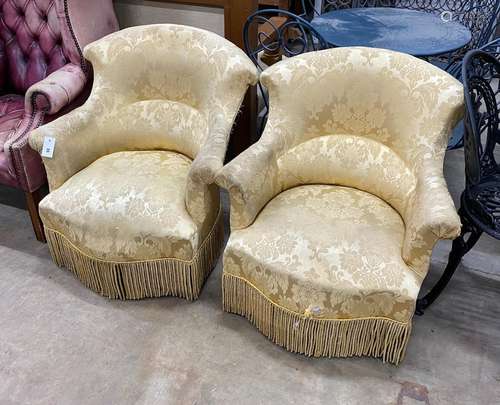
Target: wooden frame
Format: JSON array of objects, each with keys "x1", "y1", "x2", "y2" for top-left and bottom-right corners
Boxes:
[
  {"x1": 156, "y1": 0, "x2": 259, "y2": 157},
  {"x1": 258, "y1": 0, "x2": 290, "y2": 9}
]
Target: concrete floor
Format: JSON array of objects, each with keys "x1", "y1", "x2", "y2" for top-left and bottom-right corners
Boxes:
[{"x1": 0, "y1": 149, "x2": 499, "y2": 405}]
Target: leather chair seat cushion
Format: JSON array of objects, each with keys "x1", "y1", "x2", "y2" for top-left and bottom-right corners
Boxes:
[
  {"x1": 0, "y1": 150, "x2": 15, "y2": 186},
  {"x1": 224, "y1": 184, "x2": 422, "y2": 323},
  {"x1": 0, "y1": 94, "x2": 24, "y2": 146},
  {"x1": 39, "y1": 150, "x2": 217, "y2": 262},
  {"x1": 0, "y1": 94, "x2": 24, "y2": 187}
]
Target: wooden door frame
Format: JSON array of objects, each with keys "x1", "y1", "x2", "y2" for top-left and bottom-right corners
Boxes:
[{"x1": 154, "y1": 0, "x2": 258, "y2": 157}]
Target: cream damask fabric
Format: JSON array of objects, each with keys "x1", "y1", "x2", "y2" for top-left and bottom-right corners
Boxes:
[
  {"x1": 225, "y1": 185, "x2": 421, "y2": 322},
  {"x1": 30, "y1": 24, "x2": 258, "y2": 225},
  {"x1": 218, "y1": 47, "x2": 464, "y2": 363},
  {"x1": 29, "y1": 24, "x2": 258, "y2": 300},
  {"x1": 40, "y1": 151, "x2": 204, "y2": 262}
]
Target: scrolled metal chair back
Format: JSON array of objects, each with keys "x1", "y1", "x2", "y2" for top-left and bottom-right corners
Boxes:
[
  {"x1": 321, "y1": 0, "x2": 391, "y2": 11},
  {"x1": 462, "y1": 49, "x2": 500, "y2": 188},
  {"x1": 244, "y1": 9, "x2": 328, "y2": 71},
  {"x1": 243, "y1": 9, "x2": 328, "y2": 134}
]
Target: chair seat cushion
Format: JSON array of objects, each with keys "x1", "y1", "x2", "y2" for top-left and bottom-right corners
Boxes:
[
  {"x1": 466, "y1": 175, "x2": 500, "y2": 239},
  {"x1": 0, "y1": 95, "x2": 25, "y2": 187},
  {"x1": 0, "y1": 94, "x2": 24, "y2": 146},
  {"x1": 40, "y1": 150, "x2": 209, "y2": 262},
  {"x1": 224, "y1": 184, "x2": 422, "y2": 323}
]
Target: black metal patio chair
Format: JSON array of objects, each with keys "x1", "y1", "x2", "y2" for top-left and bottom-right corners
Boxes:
[{"x1": 416, "y1": 47, "x2": 500, "y2": 314}]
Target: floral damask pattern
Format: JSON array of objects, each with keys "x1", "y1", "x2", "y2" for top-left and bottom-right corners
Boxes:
[
  {"x1": 218, "y1": 47, "x2": 464, "y2": 324},
  {"x1": 278, "y1": 134, "x2": 417, "y2": 216},
  {"x1": 40, "y1": 151, "x2": 200, "y2": 261},
  {"x1": 29, "y1": 25, "x2": 258, "y2": 264},
  {"x1": 225, "y1": 185, "x2": 420, "y2": 322}
]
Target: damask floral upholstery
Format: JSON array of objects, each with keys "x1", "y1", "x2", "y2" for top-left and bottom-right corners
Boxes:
[
  {"x1": 29, "y1": 24, "x2": 258, "y2": 300},
  {"x1": 217, "y1": 47, "x2": 464, "y2": 364}
]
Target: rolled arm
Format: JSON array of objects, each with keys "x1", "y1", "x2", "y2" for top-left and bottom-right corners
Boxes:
[
  {"x1": 189, "y1": 62, "x2": 258, "y2": 186},
  {"x1": 25, "y1": 63, "x2": 86, "y2": 116},
  {"x1": 402, "y1": 164, "x2": 461, "y2": 278},
  {"x1": 189, "y1": 109, "x2": 242, "y2": 186},
  {"x1": 29, "y1": 98, "x2": 103, "y2": 191},
  {"x1": 216, "y1": 141, "x2": 281, "y2": 230},
  {"x1": 185, "y1": 50, "x2": 258, "y2": 225}
]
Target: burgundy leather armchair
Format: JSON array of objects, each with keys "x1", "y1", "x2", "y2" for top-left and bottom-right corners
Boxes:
[{"x1": 0, "y1": 0, "x2": 118, "y2": 241}]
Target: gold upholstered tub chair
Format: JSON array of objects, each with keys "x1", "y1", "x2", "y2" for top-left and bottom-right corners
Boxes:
[
  {"x1": 29, "y1": 24, "x2": 258, "y2": 300},
  {"x1": 217, "y1": 47, "x2": 464, "y2": 364}
]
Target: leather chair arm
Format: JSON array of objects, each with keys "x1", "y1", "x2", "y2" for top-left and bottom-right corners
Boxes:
[{"x1": 25, "y1": 64, "x2": 87, "y2": 116}]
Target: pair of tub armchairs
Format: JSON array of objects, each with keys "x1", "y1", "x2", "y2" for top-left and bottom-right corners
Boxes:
[{"x1": 29, "y1": 25, "x2": 464, "y2": 365}]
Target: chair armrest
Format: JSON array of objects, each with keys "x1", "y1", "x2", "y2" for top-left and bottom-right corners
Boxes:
[
  {"x1": 25, "y1": 64, "x2": 86, "y2": 116},
  {"x1": 216, "y1": 142, "x2": 281, "y2": 230},
  {"x1": 190, "y1": 76, "x2": 253, "y2": 184},
  {"x1": 28, "y1": 99, "x2": 102, "y2": 191},
  {"x1": 3, "y1": 111, "x2": 47, "y2": 192},
  {"x1": 189, "y1": 62, "x2": 258, "y2": 185},
  {"x1": 5, "y1": 65, "x2": 87, "y2": 192},
  {"x1": 402, "y1": 165, "x2": 461, "y2": 278},
  {"x1": 185, "y1": 54, "x2": 258, "y2": 225},
  {"x1": 190, "y1": 110, "x2": 241, "y2": 186}
]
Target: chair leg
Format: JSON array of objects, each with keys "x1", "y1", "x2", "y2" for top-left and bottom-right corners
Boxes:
[
  {"x1": 416, "y1": 212, "x2": 482, "y2": 315},
  {"x1": 25, "y1": 189, "x2": 46, "y2": 243}
]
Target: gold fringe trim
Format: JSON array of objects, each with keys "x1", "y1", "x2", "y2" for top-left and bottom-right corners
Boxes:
[
  {"x1": 45, "y1": 211, "x2": 225, "y2": 301},
  {"x1": 223, "y1": 273, "x2": 412, "y2": 365}
]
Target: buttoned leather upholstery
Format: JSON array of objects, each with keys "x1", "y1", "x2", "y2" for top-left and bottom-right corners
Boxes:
[
  {"x1": 0, "y1": 0, "x2": 118, "y2": 194},
  {"x1": 0, "y1": 0, "x2": 70, "y2": 93}
]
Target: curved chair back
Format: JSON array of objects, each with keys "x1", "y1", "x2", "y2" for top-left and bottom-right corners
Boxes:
[
  {"x1": 479, "y1": 37, "x2": 500, "y2": 56},
  {"x1": 309, "y1": 1, "x2": 498, "y2": 151},
  {"x1": 462, "y1": 49, "x2": 500, "y2": 189},
  {"x1": 243, "y1": 9, "x2": 328, "y2": 134}
]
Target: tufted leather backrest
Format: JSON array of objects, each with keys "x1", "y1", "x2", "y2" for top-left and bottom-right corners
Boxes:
[
  {"x1": 0, "y1": 0, "x2": 81, "y2": 93},
  {"x1": 0, "y1": 36, "x2": 5, "y2": 89}
]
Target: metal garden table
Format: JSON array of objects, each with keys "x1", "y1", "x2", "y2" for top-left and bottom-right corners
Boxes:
[{"x1": 310, "y1": 7, "x2": 472, "y2": 57}]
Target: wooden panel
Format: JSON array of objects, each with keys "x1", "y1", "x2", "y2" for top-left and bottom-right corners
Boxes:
[
  {"x1": 155, "y1": 0, "x2": 257, "y2": 52},
  {"x1": 114, "y1": 1, "x2": 224, "y2": 35},
  {"x1": 258, "y1": 0, "x2": 290, "y2": 8},
  {"x1": 222, "y1": 1, "x2": 258, "y2": 156}
]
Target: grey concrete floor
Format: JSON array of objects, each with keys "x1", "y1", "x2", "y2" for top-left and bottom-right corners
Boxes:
[{"x1": 0, "y1": 149, "x2": 499, "y2": 405}]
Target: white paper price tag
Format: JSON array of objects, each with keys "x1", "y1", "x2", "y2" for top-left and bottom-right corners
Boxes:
[{"x1": 41, "y1": 136, "x2": 56, "y2": 158}]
